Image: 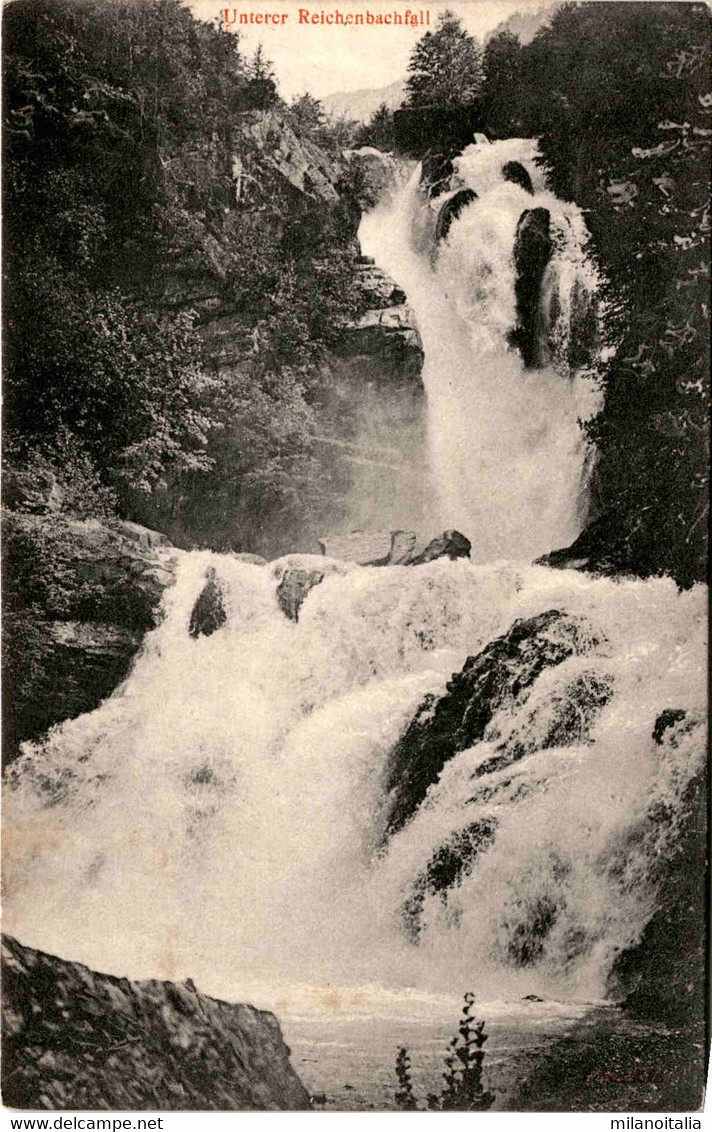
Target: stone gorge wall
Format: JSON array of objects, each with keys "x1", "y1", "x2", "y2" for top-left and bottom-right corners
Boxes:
[
  {"x1": 153, "y1": 120, "x2": 424, "y2": 548},
  {"x1": 1, "y1": 935, "x2": 311, "y2": 1111}
]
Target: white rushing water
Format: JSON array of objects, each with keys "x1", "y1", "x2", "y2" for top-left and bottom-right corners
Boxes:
[
  {"x1": 4, "y1": 552, "x2": 706, "y2": 1011},
  {"x1": 359, "y1": 138, "x2": 601, "y2": 561},
  {"x1": 2, "y1": 139, "x2": 706, "y2": 1060}
]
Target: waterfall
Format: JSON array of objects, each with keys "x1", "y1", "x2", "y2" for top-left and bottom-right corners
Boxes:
[
  {"x1": 359, "y1": 138, "x2": 601, "y2": 562},
  {"x1": 2, "y1": 138, "x2": 705, "y2": 1027},
  {"x1": 4, "y1": 552, "x2": 705, "y2": 1007}
]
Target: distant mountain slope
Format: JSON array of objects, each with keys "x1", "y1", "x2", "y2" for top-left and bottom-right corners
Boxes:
[
  {"x1": 484, "y1": 3, "x2": 560, "y2": 45},
  {"x1": 323, "y1": 78, "x2": 406, "y2": 123}
]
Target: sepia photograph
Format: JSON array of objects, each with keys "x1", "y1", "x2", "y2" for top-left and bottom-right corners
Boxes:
[{"x1": 1, "y1": 0, "x2": 709, "y2": 1116}]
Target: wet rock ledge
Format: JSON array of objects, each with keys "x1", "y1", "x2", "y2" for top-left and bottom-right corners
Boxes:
[{"x1": 1, "y1": 935, "x2": 311, "y2": 1111}]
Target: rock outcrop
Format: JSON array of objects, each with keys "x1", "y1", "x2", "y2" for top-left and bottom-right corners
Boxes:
[
  {"x1": 318, "y1": 530, "x2": 394, "y2": 565},
  {"x1": 3, "y1": 466, "x2": 64, "y2": 514},
  {"x1": 2, "y1": 512, "x2": 178, "y2": 761},
  {"x1": 606, "y1": 710, "x2": 706, "y2": 1025},
  {"x1": 419, "y1": 151, "x2": 455, "y2": 199},
  {"x1": 510, "y1": 207, "x2": 553, "y2": 369},
  {"x1": 435, "y1": 188, "x2": 478, "y2": 243},
  {"x1": 271, "y1": 554, "x2": 351, "y2": 621},
  {"x1": 276, "y1": 568, "x2": 325, "y2": 622},
  {"x1": 502, "y1": 161, "x2": 534, "y2": 195},
  {"x1": 189, "y1": 567, "x2": 228, "y2": 638},
  {"x1": 344, "y1": 146, "x2": 400, "y2": 208},
  {"x1": 1, "y1": 935, "x2": 311, "y2": 1111},
  {"x1": 403, "y1": 819, "x2": 498, "y2": 941},
  {"x1": 316, "y1": 528, "x2": 470, "y2": 567},
  {"x1": 235, "y1": 108, "x2": 347, "y2": 208},
  {"x1": 384, "y1": 610, "x2": 600, "y2": 836},
  {"x1": 409, "y1": 529, "x2": 471, "y2": 564}
]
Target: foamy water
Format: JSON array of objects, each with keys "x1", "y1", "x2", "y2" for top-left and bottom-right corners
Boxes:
[
  {"x1": 4, "y1": 553, "x2": 706, "y2": 1009},
  {"x1": 359, "y1": 138, "x2": 601, "y2": 560},
  {"x1": 2, "y1": 140, "x2": 706, "y2": 1092}
]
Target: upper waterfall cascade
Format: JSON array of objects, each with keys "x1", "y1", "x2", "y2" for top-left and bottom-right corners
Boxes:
[{"x1": 358, "y1": 138, "x2": 602, "y2": 562}]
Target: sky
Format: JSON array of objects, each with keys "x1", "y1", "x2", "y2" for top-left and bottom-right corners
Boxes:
[{"x1": 187, "y1": 0, "x2": 555, "y2": 101}]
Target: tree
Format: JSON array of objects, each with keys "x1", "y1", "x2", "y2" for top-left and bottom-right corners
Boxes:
[
  {"x1": 354, "y1": 103, "x2": 396, "y2": 150},
  {"x1": 290, "y1": 91, "x2": 327, "y2": 136},
  {"x1": 405, "y1": 10, "x2": 484, "y2": 108},
  {"x1": 246, "y1": 43, "x2": 278, "y2": 108},
  {"x1": 482, "y1": 29, "x2": 523, "y2": 135}
]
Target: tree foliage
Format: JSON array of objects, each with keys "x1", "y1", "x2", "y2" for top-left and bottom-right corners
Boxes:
[
  {"x1": 405, "y1": 10, "x2": 484, "y2": 108},
  {"x1": 396, "y1": 10, "x2": 486, "y2": 156},
  {"x1": 354, "y1": 103, "x2": 396, "y2": 151},
  {"x1": 4, "y1": 0, "x2": 362, "y2": 553},
  {"x1": 523, "y1": 2, "x2": 710, "y2": 586}
]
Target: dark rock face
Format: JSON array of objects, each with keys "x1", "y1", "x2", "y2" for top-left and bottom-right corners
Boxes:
[
  {"x1": 344, "y1": 147, "x2": 399, "y2": 209},
  {"x1": 535, "y1": 512, "x2": 646, "y2": 577},
  {"x1": 607, "y1": 711, "x2": 706, "y2": 1025},
  {"x1": 353, "y1": 258, "x2": 407, "y2": 309},
  {"x1": 1, "y1": 935, "x2": 311, "y2": 1111},
  {"x1": 331, "y1": 304, "x2": 423, "y2": 383},
  {"x1": 402, "y1": 819, "x2": 497, "y2": 941},
  {"x1": 409, "y1": 529, "x2": 471, "y2": 565},
  {"x1": 435, "y1": 188, "x2": 479, "y2": 243},
  {"x1": 384, "y1": 610, "x2": 600, "y2": 836},
  {"x1": 276, "y1": 568, "x2": 325, "y2": 622},
  {"x1": 189, "y1": 568, "x2": 227, "y2": 638},
  {"x1": 475, "y1": 671, "x2": 612, "y2": 783},
  {"x1": 419, "y1": 151, "x2": 454, "y2": 199},
  {"x1": 510, "y1": 207, "x2": 553, "y2": 369},
  {"x1": 502, "y1": 161, "x2": 534, "y2": 195},
  {"x1": 2, "y1": 513, "x2": 177, "y2": 761}
]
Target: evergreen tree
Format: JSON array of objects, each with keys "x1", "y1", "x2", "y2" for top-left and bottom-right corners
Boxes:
[
  {"x1": 405, "y1": 10, "x2": 484, "y2": 108},
  {"x1": 354, "y1": 102, "x2": 396, "y2": 150},
  {"x1": 482, "y1": 29, "x2": 523, "y2": 134}
]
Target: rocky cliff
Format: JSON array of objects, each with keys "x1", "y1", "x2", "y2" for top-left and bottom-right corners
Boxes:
[
  {"x1": 1, "y1": 935, "x2": 311, "y2": 1111},
  {"x1": 143, "y1": 113, "x2": 424, "y2": 550},
  {"x1": 2, "y1": 510, "x2": 178, "y2": 763}
]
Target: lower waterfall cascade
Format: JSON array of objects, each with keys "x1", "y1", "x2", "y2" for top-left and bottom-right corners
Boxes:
[
  {"x1": 4, "y1": 551, "x2": 706, "y2": 1008},
  {"x1": 2, "y1": 137, "x2": 706, "y2": 1022}
]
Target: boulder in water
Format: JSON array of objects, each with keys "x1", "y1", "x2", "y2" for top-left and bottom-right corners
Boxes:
[
  {"x1": 189, "y1": 567, "x2": 227, "y2": 638},
  {"x1": 317, "y1": 530, "x2": 393, "y2": 565},
  {"x1": 388, "y1": 530, "x2": 418, "y2": 564},
  {"x1": 316, "y1": 529, "x2": 470, "y2": 567},
  {"x1": 276, "y1": 568, "x2": 325, "y2": 622},
  {"x1": 233, "y1": 552, "x2": 267, "y2": 566},
  {"x1": 470, "y1": 670, "x2": 612, "y2": 784},
  {"x1": 409, "y1": 529, "x2": 471, "y2": 565},
  {"x1": 435, "y1": 188, "x2": 479, "y2": 243},
  {"x1": 384, "y1": 609, "x2": 600, "y2": 836},
  {"x1": 511, "y1": 207, "x2": 553, "y2": 369},
  {"x1": 1, "y1": 934, "x2": 312, "y2": 1111},
  {"x1": 502, "y1": 161, "x2": 534, "y2": 195}
]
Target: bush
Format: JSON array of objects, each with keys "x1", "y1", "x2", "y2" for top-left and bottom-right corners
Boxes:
[{"x1": 394, "y1": 993, "x2": 496, "y2": 1111}]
